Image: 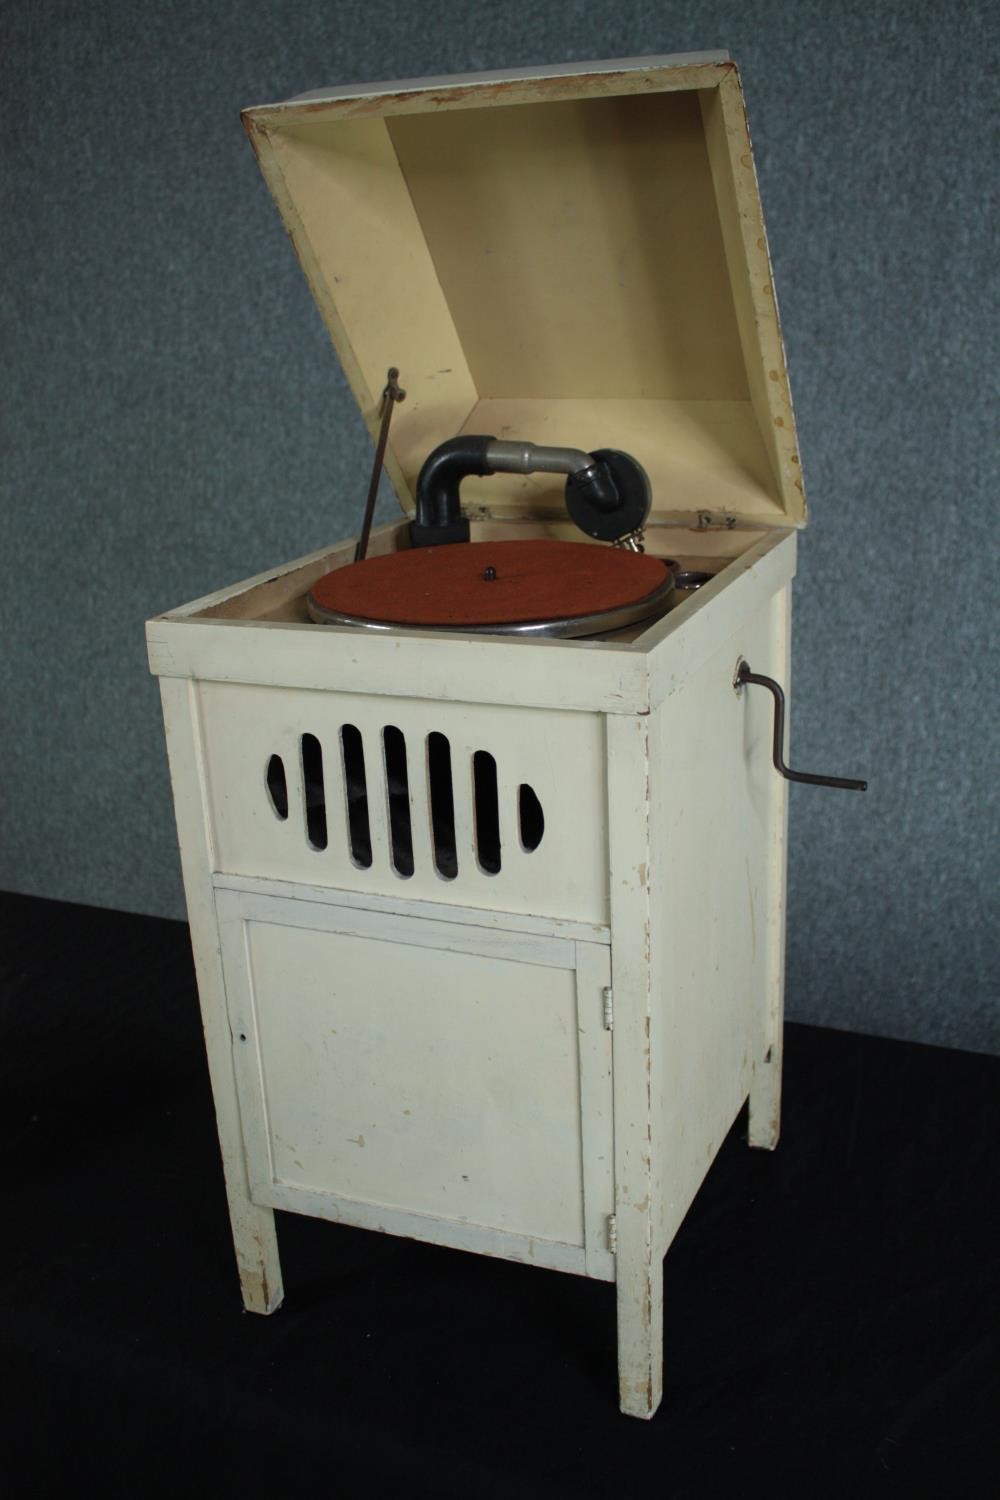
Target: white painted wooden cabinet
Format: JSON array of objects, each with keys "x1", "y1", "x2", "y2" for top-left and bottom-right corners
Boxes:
[{"x1": 148, "y1": 53, "x2": 806, "y2": 1418}]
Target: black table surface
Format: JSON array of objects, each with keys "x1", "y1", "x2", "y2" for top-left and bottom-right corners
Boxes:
[{"x1": 3, "y1": 890, "x2": 997, "y2": 1497}]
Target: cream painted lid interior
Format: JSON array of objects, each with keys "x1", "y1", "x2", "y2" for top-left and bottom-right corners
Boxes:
[{"x1": 244, "y1": 55, "x2": 805, "y2": 528}]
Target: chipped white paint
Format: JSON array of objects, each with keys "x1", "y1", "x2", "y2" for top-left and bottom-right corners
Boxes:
[
  {"x1": 199, "y1": 683, "x2": 608, "y2": 926},
  {"x1": 606, "y1": 711, "x2": 663, "y2": 1419},
  {"x1": 648, "y1": 586, "x2": 791, "y2": 1255},
  {"x1": 149, "y1": 52, "x2": 800, "y2": 1421}
]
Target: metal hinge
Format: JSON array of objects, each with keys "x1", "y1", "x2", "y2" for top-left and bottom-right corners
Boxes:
[
  {"x1": 607, "y1": 1213, "x2": 618, "y2": 1255},
  {"x1": 696, "y1": 509, "x2": 737, "y2": 531},
  {"x1": 602, "y1": 986, "x2": 614, "y2": 1031}
]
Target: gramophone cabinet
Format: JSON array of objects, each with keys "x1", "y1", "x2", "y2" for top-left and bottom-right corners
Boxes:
[{"x1": 148, "y1": 51, "x2": 811, "y2": 1419}]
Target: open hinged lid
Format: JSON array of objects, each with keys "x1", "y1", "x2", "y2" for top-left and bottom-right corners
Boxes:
[{"x1": 243, "y1": 53, "x2": 805, "y2": 530}]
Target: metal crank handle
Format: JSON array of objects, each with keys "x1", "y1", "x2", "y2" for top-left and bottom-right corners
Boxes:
[{"x1": 735, "y1": 661, "x2": 867, "y2": 791}]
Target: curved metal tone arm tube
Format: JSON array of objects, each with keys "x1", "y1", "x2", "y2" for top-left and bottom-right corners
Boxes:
[
  {"x1": 484, "y1": 440, "x2": 596, "y2": 477},
  {"x1": 415, "y1": 435, "x2": 494, "y2": 530},
  {"x1": 411, "y1": 435, "x2": 624, "y2": 546},
  {"x1": 411, "y1": 435, "x2": 496, "y2": 546},
  {"x1": 485, "y1": 440, "x2": 620, "y2": 515},
  {"x1": 736, "y1": 662, "x2": 867, "y2": 791}
]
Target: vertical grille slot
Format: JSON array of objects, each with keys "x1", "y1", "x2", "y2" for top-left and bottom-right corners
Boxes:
[
  {"x1": 300, "y1": 734, "x2": 327, "y2": 850},
  {"x1": 518, "y1": 783, "x2": 544, "y2": 851},
  {"x1": 382, "y1": 726, "x2": 414, "y2": 878},
  {"x1": 341, "y1": 724, "x2": 372, "y2": 868},
  {"x1": 265, "y1": 754, "x2": 288, "y2": 820},
  {"x1": 472, "y1": 749, "x2": 501, "y2": 875},
  {"x1": 427, "y1": 732, "x2": 457, "y2": 880}
]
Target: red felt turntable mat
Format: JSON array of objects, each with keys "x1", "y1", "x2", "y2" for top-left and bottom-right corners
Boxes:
[{"x1": 309, "y1": 540, "x2": 669, "y2": 628}]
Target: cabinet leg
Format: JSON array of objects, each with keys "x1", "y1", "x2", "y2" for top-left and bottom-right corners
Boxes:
[
  {"x1": 748, "y1": 1034, "x2": 783, "y2": 1150},
  {"x1": 748, "y1": 584, "x2": 789, "y2": 1153},
  {"x1": 158, "y1": 679, "x2": 285, "y2": 1317},
  {"x1": 228, "y1": 1195, "x2": 284, "y2": 1314},
  {"x1": 616, "y1": 1239, "x2": 664, "y2": 1420}
]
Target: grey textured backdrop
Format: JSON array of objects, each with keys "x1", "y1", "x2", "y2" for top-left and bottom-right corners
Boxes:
[{"x1": 2, "y1": 1, "x2": 997, "y2": 1052}]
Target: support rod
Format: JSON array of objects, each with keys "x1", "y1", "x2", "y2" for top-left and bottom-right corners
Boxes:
[{"x1": 355, "y1": 367, "x2": 405, "y2": 563}]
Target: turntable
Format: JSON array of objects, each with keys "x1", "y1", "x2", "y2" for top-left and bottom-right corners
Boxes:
[
  {"x1": 309, "y1": 427, "x2": 678, "y2": 636},
  {"x1": 147, "y1": 52, "x2": 865, "y2": 1419}
]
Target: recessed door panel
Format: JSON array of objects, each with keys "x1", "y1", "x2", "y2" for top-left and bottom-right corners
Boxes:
[{"x1": 217, "y1": 891, "x2": 613, "y2": 1266}]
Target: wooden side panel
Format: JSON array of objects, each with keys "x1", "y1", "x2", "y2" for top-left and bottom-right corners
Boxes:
[
  {"x1": 649, "y1": 584, "x2": 790, "y2": 1255},
  {"x1": 386, "y1": 92, "x2": 748, "y2": 404},
  {"x1": 699, "y1": 75, "x2": 805, "y2": 521},
  {"x1": 198, "y1": 686, "x2": 610, "y2": 925},
  {"x1": 257, "y1": 117, "x2": 479, "y2": 503},
  {"x1": 641, "y1": 529, "x2": 796, "y2": 705}
]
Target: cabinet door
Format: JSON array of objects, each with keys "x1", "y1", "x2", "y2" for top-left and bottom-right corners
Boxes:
[{"x1": 216, "y1": 890, "x2": 614, "y2": 1280}]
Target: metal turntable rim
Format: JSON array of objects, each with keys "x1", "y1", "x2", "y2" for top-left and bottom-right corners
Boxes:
[{"x1": 306, "y1": 539, "x2": 676, "y2": 639}]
